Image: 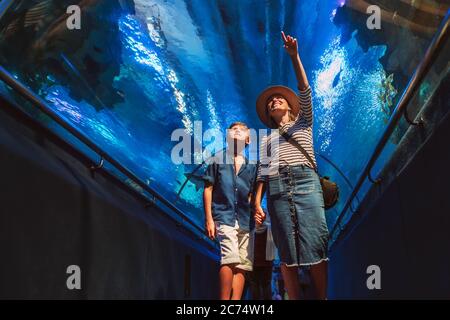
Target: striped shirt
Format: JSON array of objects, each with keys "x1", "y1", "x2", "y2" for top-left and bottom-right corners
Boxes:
[{"x1": 257, "y1": 85, "x2": 317, "y2": 181}]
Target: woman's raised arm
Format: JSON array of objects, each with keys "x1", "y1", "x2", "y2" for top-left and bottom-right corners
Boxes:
[{"x1": 281, "y1": 31, "x2": 309, "y2": 91}]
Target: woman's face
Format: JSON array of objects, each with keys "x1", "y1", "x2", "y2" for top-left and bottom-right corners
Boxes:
[{"x1": 266, "y1": 94, "x2": 290, "y2": 115}]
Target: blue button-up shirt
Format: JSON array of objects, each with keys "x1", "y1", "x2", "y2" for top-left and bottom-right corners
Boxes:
[{"x1": 203, "y1": 157, "x2": 257, "y2": 232}]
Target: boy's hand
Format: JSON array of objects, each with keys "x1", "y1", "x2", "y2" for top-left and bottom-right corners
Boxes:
[
  {"x1": 254, "y1": 205, "x2": 266, "y2": 226},
  {"x1": 281, "y1": 31, "x2": 298, "y2": 56},
  {"x1": 205, "y1": 218, "x2": 216, "y2": 240}
]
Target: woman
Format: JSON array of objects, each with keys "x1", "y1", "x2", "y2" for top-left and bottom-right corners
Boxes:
[{"x1": 254, "y1": 31, "x2": 329, "y2": 300}]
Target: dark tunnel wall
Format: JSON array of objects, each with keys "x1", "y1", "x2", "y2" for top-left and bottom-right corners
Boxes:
[
  {"x1": 0, "y1": 98, "x2": 219, "y2": 299},
  {"x1": 328, "y1": 77, "x2": 450, "y2": 299}
]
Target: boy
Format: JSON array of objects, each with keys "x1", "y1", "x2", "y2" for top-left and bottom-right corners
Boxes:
[{"x1": 203, "y1": 122, "x2": 257, "y2": 300}]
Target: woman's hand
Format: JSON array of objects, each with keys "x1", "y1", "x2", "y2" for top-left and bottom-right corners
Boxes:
[
  {"x1": 254, "y1": 205, "x2": 266, "y2": 226},
  {"x1": 205, "y1": 218, "x2": 216, "y2": 240},
  {"x1": 281, "y1": 31, "x2": 298, "y2": 56}
]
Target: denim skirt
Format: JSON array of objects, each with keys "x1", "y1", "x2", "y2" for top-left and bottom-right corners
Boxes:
[{"x1": 267, "y1": 165, "x2": 329, "y2": 267}]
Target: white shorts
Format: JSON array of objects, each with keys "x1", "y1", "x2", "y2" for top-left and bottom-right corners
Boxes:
[{"x1": 215, "y1": 221, "x2": 254, "y2": 271}]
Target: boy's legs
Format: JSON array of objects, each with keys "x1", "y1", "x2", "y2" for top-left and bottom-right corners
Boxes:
[
  {"x1": 216, "y1": 222, "x2": 241, "y2": 300},
  {"x1": 216, "y1": 222, "x2": 253, "y2": 300},
  {"x1": 219, "y1": 264, "x2": 235, "y2": 299},
  {"x1": 230, "y1": 268, "x2": 246, "y2": 300},
  {"x1": 219, "y1": 264, "x2": 247, "y2": 300},
  {"x1": 230, "y1": 226, "x2": 253, "y2": 300}
]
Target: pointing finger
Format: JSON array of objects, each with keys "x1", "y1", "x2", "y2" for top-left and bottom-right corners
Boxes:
[{"x1": 281, "y1": 31, "x2": 288, "y2": 43}]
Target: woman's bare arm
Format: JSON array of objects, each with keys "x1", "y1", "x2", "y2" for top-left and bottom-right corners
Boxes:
[
  {"x1": 254, "y1": 181, "x2": 266, "y2": 225},
  {"x1": 282, "y1": 31, "x2": 313, "y2": 125},
  {"x1": 281, "y1": 31, "x2": 309, "y2": 91}
]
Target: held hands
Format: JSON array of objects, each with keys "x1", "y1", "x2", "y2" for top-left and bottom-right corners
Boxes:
[
  {"x1": 205, "y1": 218, "x2": 216, "y2": 240},
  {"x1": 281, "y1": 31, "x2": 298, "y2": 57},
  {"x1": 254, "y1": 205, "x2": 266, "y2": 226}
]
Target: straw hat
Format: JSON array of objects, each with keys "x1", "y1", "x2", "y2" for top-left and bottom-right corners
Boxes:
[{"x1": 256, "y1": 85, "x2": 300, "y2": 129}]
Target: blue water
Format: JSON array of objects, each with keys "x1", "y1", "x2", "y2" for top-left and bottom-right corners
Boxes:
[{"x1": 0, "y1": 0, "x2": 431, "y2": 233}]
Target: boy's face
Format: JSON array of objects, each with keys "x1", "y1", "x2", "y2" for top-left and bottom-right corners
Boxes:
[{"x1": 227, "y1": 124, "x2": 250, "y2": 144}]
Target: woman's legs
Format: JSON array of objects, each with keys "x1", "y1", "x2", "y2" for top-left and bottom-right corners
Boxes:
[
  {"x1": 280, "y1": 264, "x2": 301, "y2": 300},
  {"x1": 309, "y1": 260, "x2": 328, "y2": 300},
  {"x1": 280, "y1": 261, "x2": 328, "y2": 300}
]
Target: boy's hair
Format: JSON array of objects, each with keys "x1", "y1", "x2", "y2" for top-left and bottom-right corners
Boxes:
[{"x1": 228, "y1": 121, "x2": 249, "y2": 130}]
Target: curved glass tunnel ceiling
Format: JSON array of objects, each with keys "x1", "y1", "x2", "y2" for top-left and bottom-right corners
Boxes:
[{"x1": 0, "y1": 0, "x2": 447, "y2": 231}]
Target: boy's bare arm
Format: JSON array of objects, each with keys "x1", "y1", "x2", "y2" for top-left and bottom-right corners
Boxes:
[
  {"x1": 203, "y1": 184, "x2": 216, "y2": 239},
  {"x1": 203, "y1": 184, "x2": 213, "y2": 219}
]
